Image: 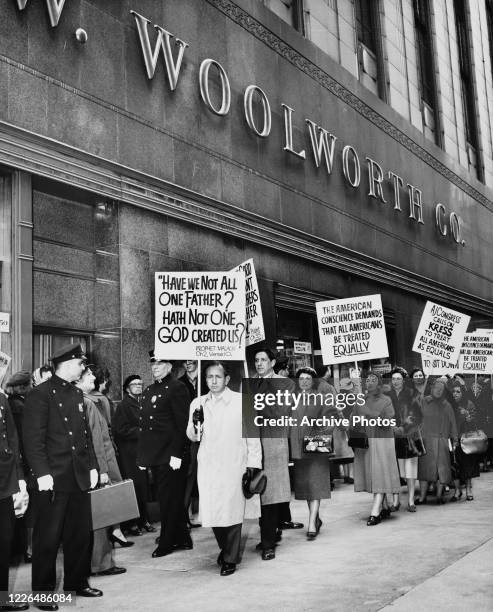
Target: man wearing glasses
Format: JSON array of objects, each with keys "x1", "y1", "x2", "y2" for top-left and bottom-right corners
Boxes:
[{"x1": 113, "y1": 375, "x2": 156, "y2": 535}]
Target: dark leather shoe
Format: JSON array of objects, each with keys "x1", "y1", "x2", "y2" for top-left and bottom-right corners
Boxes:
[
  {"x1": 306, "y1": 531, "x2": 317, "y2": 541},
  {"x1": 380, "y1": 507, "x2": 391, "y2": 519},
  {"x1": 173, "y1": 538, "x2": 193, "y2": 551},
  {"x1": 126, "y1": 525, "x2": 143, "y2": 537},
  {"x1": 1, "y1": 604, "x2": 30, "y2": 611},
  {"x1": 262, "y1": 548, "x2": 275, "y2": 560},
  {"x1": 91, "y1": 566, "x2": 126, "y2": 576},
  {"x1": 414, "y1": 498, "x2": 427, "y2": 505},
  {"x1": 36, "y1": 605, "x2": 58, "y2": 611},
  {"x1": 280, "y1": 521, "x2": 303, "y2": 529},
  {"x1": 75, "y1": 587, "x2": 103, "y2": 597},
  {"x1": 152, "y1": 547, "x2": 174, "y2": 558},
  {"x1": 220, "y1": 562, "x2": 236, "y2": 576},
  {"x1": 142, "y1": 521, "x2": 156, "y2": 533},
  {"x1": 367, "y1": 515, "x2": 381, "y2": 526}
]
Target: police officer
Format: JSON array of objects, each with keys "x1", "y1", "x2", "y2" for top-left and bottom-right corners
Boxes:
[
  {"x1": 23, "y1": 344, "x2": 102, "y2": 610},
  {"x1": 0, "y1": 389, "x2": 28, "y2": 612},
  {"x1": 137, "y1": 351, "x2": 191, "y2": 558}
]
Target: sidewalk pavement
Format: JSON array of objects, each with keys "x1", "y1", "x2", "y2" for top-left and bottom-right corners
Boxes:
[{"x1": 9, "y1": 472, "x2": 493, "y2": 611}]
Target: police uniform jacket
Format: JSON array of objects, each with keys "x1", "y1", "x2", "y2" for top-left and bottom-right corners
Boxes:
[
  {"x1": 137, "y1": 375, "x2": 190, "y2": 467},
  {"x1": 0, "y1": 391, "x2": 24, "y2": 500},
  {"x1": 23, "y1": 375, "x2": 98, "y2": 492}
]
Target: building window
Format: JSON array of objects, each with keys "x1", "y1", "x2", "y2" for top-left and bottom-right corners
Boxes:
[
  {"x1": 33, "y1": 329, "x2": 90, "y2": 370},
  {"x1": 262, "y1": 0, "x2": 305, "y2": 34},
  {"x1": 413, "y1": 0, "x2": 440, "y2": 145},
  {"x1": 453, "y1": 0, "x2": 483, "y2": 180},
  {"x1": 354, "y1": 0, "x2": 385, "y2": 100},
  {"x1": 0, "y1": 174, "x2": 12, "y2": 362},
  {"x1": 486, "y1": 0, "x2": 493, "y2": 80}
]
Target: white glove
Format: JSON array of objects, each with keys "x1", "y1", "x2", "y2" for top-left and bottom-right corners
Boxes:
[
  {"x1": 37, "y1": 474, "x2": 54, "y2": 491},
  {"x1": 169, "y1": 456, "x2": 182, "y2": 471},
  {"x1": 90, "y1": 469, "x2": 99, "y2": 489},
  {"x1": 100, "y1": 472, "x2": 110, "y2": 485},
  {"x1": 18, "y1": 479, "x2": 27, "y2": 493},
  {"x1": 138, "y1": 465, "x2": 146, "y2": 471}
]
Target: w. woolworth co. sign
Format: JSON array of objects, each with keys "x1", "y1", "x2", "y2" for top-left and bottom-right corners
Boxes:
[{"x1": 15, "y1": 0, "x2": 466, "y2": 246}]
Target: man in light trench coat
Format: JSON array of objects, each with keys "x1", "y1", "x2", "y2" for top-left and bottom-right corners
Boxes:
[{"x1": 187, "y1": 361, "x2": 262, "y2": 576}]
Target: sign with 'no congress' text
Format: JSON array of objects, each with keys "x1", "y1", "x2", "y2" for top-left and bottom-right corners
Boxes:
[
  {"x1": 154, "y1": 271, "x2": 246, "y2": 360},
  {"x1": 316, "y1": 294, "x2": 388, "y2": 365},
  {"x1": 413, "y1": 301, "x2": 470, "y2": 363}
]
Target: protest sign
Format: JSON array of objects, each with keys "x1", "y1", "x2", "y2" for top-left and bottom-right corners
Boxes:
[
  {"x1": 458, "y1": 332, "x2": 493, "y2": 373},
  {"x1": 232, "y1": 259, "x2": 265, "y2": 346},
  {"x1": 413, "y1": 301, "x2": 470, "y2": 364},
  {"x1": 421, "y1": 354, "x2": 459, "y2": 376},
  {"x1": 0, "y1": 350, "x2": 11, "y2": 385},
  {"x1": 154, "y1": 271, "x2": 246, "y2": 360},
  {"x1": 316, "y1": 294, "x2": 388, "y2": 365},
  {"x1": 0, "y1": 313, "x2": 9, "y2": 333},
  {"x1": 293, "y1": 341, "x2": 312, "y2": 354}
]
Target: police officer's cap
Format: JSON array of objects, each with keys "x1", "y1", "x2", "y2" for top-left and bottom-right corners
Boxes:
[
  {"x1": 149, "y1": 350, "x2": 173, "y2": 364},
  {"x1": 50, "y1": 343, "x2": 87, "y2": 365}
]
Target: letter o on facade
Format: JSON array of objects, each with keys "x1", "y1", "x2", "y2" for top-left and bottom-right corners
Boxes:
[
  {"x1": 199, "y1": 59, "x2": 231, "y2": 116},
  {"x1": 435, "y1": 203, "x2": 447, "y2": 236},
  {"x1": 449, "y1": 212, "x2": 465, "y2": 246},
  {"x1": 244, "y1": 85, "x2": 272, "y2": 137},
  {"x1": 342, "y1": 145, "x2": 361, "y2": 187}
]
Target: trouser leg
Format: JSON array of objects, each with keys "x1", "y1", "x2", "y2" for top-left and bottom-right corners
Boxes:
[
  {"x1": 0, "y1": 497, "x2": 16, "y2": 592},
  {"x1": 91, "y1": 528, "x2": 114, "y2": 573},
  {"x1": 62, "y1": 490, "x2": 92, "y2": 591},
  {"x1": 260, "y1": 503, "x2": 280, "y2": 550},
  {"x1": 278, "y1": 501, "x2": 291, "y2": 525},
  {"x1": 32, "y1": 491, "x2": 67, "y2": 592}
]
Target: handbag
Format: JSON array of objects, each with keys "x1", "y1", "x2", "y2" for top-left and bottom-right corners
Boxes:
[
  {"x1": 242, "y1": 469, "x2": 267, "y2": 499},
  {"x1": 396, "y1": 429, "x2": 426, "y2": 458},
  {"x1": 460, "y1": 429, "x2": 488, "y2": 455},
  {"x1": 303, "y1": 434, "x2": 334, "y2": 455},
  {"x1": 88, "y1": 479, "x2": 139, "y2": 530},
  {"x1": 348, "y1": 431, "x2": 369, "y2": 449}
]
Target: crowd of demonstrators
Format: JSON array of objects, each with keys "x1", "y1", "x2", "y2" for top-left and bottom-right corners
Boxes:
[{"x1": 2, "y1": 343, "x2": 493, "y2": 606}]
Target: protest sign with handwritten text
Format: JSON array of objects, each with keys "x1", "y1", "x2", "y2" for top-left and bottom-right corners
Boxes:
[
  {"x1": 316, "y1": 295, "x2": 388, "y2": 365},
  {"x1": 413, "y1": 301, "x2": 470, "y2": 363},
  {"x1": 154, "y1": 271, "x2": 246, "y2": 360},
  {"x1": 232, "y1": 259, "x2": 265, "y2": 346}
]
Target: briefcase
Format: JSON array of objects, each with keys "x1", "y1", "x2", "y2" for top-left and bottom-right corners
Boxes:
[{"x1": 89, "y1": 479, "x2": 139, "y2": 530}]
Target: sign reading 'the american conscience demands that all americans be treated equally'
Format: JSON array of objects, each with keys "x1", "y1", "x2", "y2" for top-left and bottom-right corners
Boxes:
[
  {"x1": 154, "y1": 271, "x2": 246, "y2": 360},
  {"x1": 316, "y1": 295, "x2": 388, "y2": 365}
]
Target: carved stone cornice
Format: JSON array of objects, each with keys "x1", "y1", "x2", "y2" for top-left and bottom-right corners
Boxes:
[
  {"x1": 207, "y1": 0, "x2": 493, "y2": 213},
  {"x1": 0, "y1": 121, "x2": 492, "y2": 317}
]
